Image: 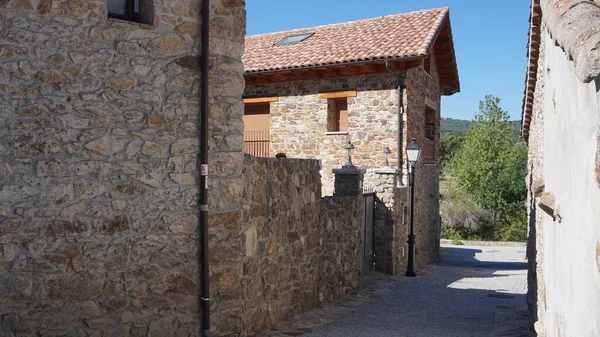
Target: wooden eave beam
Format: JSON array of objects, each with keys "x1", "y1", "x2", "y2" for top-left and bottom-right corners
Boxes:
[
  {"x1": 244, "y1": 59, "x2": 423, "y2": 85},
  {"x1": 318, "y1": 90, "x2": 357, "y2": 99},
  {"x1": 243, "y1": 96, "x2": 279, "y2": 104}
]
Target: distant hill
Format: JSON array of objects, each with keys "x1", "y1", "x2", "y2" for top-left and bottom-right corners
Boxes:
[
  {"x1": 441, "y1": 118, "x2": 522, "y2": 140},
  {"x1": 441, "y1": 118, "x2": 471, "y2": 136}
]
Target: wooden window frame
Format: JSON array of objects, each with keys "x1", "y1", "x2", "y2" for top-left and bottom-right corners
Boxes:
[
  {"x1": 423, "y1": 105, "x2": 437, "y2": 164},
  {"x1": 327, "y1": 98, "x2": 348, "y2": 133},
  {"x1": 425, "y1": 106, "x2": 436, "y2": 141},
  {"x1": 107, "y1": 0, "x2": 140, "y2": 22}
]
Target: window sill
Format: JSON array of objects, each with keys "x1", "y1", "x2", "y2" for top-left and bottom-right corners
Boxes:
[
  {"x1": 326, "y1": 131, "x2": 349, "y2": 135},
  {"x1": 108, "y1": 17, "x2": 154, "y2": 29}
]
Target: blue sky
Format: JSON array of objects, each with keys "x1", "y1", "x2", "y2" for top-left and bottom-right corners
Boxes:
[{"x1": 246, "y1": 0, "x2": 531, "y2": 121}]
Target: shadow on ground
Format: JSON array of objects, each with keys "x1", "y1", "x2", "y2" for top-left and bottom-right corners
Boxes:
[{"x1": 252, "y1": 245, "x2": 535, "y2": 337}]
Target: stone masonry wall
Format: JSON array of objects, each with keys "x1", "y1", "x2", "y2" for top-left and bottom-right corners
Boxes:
[
  {"x1": 405, "y1": 55, "x2": 442, "y2": 267},
  {"x1": 363, "y1": 168, "x2": 410, "y2": 275},
  {"x1": 239, "y1": 156, "x2": 363, "y2": 335},
  {"x1": 245, "y1": 57, "x2": 442, "y2": 268},
  {"x1": 244, "y1": 73, "x2": 400, "y2": 196},
  {"x1": 0, "y1": 0, "x2": 246, "y2": 336},
  {"x1": 364, "y1": 168, "x2": 397, "y2": 274},
  {"x1": 392, "y1": 186, "x2": 409, "y2": 274}
]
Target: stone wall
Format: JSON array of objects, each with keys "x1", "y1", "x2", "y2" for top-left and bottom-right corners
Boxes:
[
  {"x1": 404, "y1": 55, "x2": 442, "y2": 267},
  {"x1": 239, "y1": 156, "x2": 363, "y2": 335},
  {"x1": 364, "y1": 168, "x2": 399, "y2": 274},
  {"x1": 244, "y1": 73, "x2": 401, "y2": 195},
  {"x1": 526, "y1": 27, "x2": 600, "y2": 337},
  {"x1": 0, "y1": 0, "x2": 246, "y2": 335}
]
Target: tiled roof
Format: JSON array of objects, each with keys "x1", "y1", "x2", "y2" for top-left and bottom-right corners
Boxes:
[{"x1": 244, "y1": 7, "x2": 450, "y2": 73}]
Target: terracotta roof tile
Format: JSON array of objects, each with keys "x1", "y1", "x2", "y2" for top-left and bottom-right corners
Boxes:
[{"x1": 244, "y1": 7, "x2": 449, "y2": 73}]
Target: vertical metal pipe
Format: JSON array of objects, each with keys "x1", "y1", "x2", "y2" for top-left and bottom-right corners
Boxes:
[
  {"x1": 397, "y1": 73, "x2": 405, "y2": 183},
  {"x1": 199, "y1": 0, "x2": 211, "y2": 335},
  {"x1": 384, "y1": 61, "x2": 406, "y2": 186}
]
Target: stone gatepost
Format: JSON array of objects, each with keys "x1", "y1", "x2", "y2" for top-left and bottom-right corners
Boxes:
[
  {"x1": 369, "y1": 167, "x2": 397, "y2": 274},
  {"x1": 362, "y1": 167, "x2": 410, "y2": 275},
  {"x1": 333, "y1": 166, "x2": 364, "y2": 196}
]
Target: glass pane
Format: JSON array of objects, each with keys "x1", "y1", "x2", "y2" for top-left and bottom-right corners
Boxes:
[
  {"x1": 274, "y1": 33, "x2": 314, "y2": 46},
  {"x1": 107, "y1": 0, "x2": 127, "y2": 15}
]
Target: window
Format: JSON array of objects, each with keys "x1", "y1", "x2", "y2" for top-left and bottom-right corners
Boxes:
[
  {"x1": 243, "y1": 102, "x2": 271, "y2": 157},
  {"x1": 107, "y1": 0, "x2": 153, "y2": 25},
  {"x1": 423, "y1": 106, "x2": 436, "y2": 164},
  {"x1": 425, "y1": 106, "x2": 435, "y2": 140},
  {"x1": 424, "y1": 54, "x2": 431, "y2": 75},
  {"x1": 327, "y1": 98, "x2": 348, "y2": 132},
  {"x1": 274, "y1": 33, "x2": 314, "y2": 46}
]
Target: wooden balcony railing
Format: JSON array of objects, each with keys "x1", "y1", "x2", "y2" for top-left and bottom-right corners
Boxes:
[{"x1": 244, "y1": 130, "x2": 270, "y2": 157}]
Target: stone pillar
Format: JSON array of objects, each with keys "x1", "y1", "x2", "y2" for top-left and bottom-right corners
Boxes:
[
  {"x1": 333, "y1": 167, "x2": 364, "y2": 196},
  {"x1": 369, "y1": 167, "x2": 397, "y2": 274}
]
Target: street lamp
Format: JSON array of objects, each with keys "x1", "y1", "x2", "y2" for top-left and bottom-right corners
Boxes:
[
  {"x1": 405, "y1": 138, "x2": 421, "y2": 277},
  {"x1": 383, "y1": 147, "x2": 391, "y2": 167},
  {"x1": 343, "y1": 140, "x2": 355, "y2": 168}
]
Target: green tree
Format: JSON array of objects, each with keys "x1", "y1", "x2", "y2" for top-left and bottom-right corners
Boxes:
[
  {"x1": 448, "y1": 95, "x2": 527, "y2": 212},
  {"x1": 440, "y1": 132, "x2": 466, "y2": 171}
]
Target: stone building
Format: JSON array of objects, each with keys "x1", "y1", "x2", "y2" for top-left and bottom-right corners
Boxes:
[
  {"x1": 0, "y1": 1, "x2": 402, "y2": 336},
  {"x1": 243, "y1": 7, "x2": 460, "y2": 271},
  {"x1": 522, "y1": 0, "x2": 600, "y2": 336},
  {"x1": 0, "y1": 0, "x2": 248, "y2": 335}
]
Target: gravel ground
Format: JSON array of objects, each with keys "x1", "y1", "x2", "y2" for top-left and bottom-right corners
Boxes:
[{"x1": 302, "y1": 244, "x2": 529, "y2": 337}]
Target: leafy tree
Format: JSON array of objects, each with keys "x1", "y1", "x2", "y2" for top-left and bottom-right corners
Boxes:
[
  {"x1": 440, "y1": 132, "x2": 466, "y2": 171},
  {"x1": 448, "y1": 95, "x2": 527, "y2": 212}
]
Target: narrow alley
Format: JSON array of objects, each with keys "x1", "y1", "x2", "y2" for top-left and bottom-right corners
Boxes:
[{"x1": 255, "y1": 244, "x2": 532, "y2": 337}]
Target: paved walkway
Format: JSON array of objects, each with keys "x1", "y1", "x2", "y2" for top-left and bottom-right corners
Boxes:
[{"x1": 252, "y1": 244, "x2": 534, "y2": 337}]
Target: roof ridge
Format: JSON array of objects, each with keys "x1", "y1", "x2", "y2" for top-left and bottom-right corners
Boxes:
[
  {"x1": 245, "y1": 7, "x2": 449, "y2": 39},
  {"x1": 417, "y1": 8, "x2": 450, "y2": 56}
]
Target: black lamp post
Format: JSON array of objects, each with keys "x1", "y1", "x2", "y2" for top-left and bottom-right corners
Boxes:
[
  {"x1": 405, "y1": 138, "x2": 421, "y2": 277},
  {"x1": 343, "y1": 140, "x2": 355, "y2": 168},
  {"x1": 383, "y1": 146, "x2": 391, "y2": 167}
]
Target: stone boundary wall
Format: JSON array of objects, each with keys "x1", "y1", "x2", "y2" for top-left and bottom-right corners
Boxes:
[
  {"x1": 440, "y1": 239, "x2": 527, "y2": 247},
  {"x1": 239, "y1": 156, "x2": 362, "y2": 335},
  {"x1": 0, "y1": 0, "x2": 246, "y2": 336}
]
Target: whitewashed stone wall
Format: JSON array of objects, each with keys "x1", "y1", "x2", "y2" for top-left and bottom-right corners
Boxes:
[{"x1": 526, "y1": 27, "x2": 600, "y2": 337}]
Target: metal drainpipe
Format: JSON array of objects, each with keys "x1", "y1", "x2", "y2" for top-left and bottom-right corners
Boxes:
[
  {"x1": 199, "y1": 0, "x2": 211, "y2": 335},
  {"x1": 385, "y1": 61, "x2": 406, "y2": 185}
]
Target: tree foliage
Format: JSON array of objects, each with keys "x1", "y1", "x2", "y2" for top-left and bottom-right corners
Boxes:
[
  {"x1": 440, "y1": 132, "x2": 465, "y2": 171},
  {"x1": 448, "y1": 95, "x2": 527, "y2": 211}
]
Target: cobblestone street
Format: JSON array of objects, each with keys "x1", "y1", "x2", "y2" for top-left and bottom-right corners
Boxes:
[{"x1": 253, "y1": 244, "x2": 533, "y2": 337}]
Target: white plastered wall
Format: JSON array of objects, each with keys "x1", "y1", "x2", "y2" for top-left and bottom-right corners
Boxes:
[{"x1": 539, "y1": 29, "x2": 600, "y2": 337}]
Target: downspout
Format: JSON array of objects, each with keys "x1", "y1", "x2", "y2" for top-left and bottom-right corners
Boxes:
[
  {"x1": 199, "y1": 0, "x2": 211, "y2": 336},
  {"x1": 385, "y1": 60, "x2": 406, "y2": 186}
]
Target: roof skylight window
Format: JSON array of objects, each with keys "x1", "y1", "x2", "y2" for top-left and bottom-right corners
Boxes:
[{"x1": 274, "y1": 33, "x2": 315, "y2": 46}]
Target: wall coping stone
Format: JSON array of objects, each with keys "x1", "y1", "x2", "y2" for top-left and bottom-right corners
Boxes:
[
  {"x1": 332, "y1": 167, "x2": 364, "y2": 175},
  {"x1": 372, "y1": 167, "x2": 397, "y2": 175}
]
